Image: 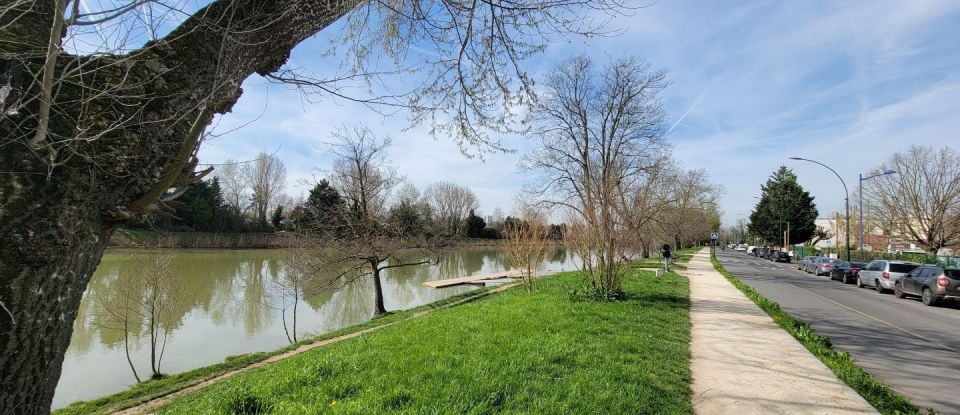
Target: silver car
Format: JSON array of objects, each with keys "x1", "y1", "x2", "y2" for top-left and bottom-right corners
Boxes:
[
  {"x1": 812, "y1": 258, "x2": 842, "y2": 276},
  {"x1": 797, "y1": 256, "x2": 818, "y2": 272},
  {"x1": 856, "y1": 260, "x2": 921, "y2": 293}
]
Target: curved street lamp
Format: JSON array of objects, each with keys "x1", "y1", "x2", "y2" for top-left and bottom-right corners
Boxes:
[
  {"x1": 858, "y1": 169, "x2": 898, "y2": 257},
  {"x1": 789, "y1": 157, "x2": 850, "y2": 261}
]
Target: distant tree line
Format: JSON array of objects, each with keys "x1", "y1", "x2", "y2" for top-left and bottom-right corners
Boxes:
[{"x1": 127, "y1": 153, "x2": 566, "y2": 240}]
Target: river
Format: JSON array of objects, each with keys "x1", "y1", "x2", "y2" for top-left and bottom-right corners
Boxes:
[{"x1": 53, "y1": 246, "x2": 576, "y2": 409}]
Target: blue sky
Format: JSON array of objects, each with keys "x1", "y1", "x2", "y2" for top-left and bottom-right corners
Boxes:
[{"x1": 197, "y1": 0, "x2": 960, "y2": 225}]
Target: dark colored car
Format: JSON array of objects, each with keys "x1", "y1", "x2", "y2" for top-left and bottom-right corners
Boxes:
[
  {"x1": 772, "y1": 251, "x2": 791, "y2": 263},
  {"x1": 753, "y1": 247, "x2": 768, "y2": 258},
  {"x1": 830, "y1": 261, "x2": 866, "y2": 284},
  {"x1": 894, "y1": 265, "x2": 960, "y2": 306},
  {"x1": 766, "y1": 249, "x2": 779, "y2": 260}
]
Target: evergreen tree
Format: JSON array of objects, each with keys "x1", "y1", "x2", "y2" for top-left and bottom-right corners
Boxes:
[
  {"x1": 465, "y1": 209, "x2": 486, "y2": 238},
  {"x1": 174, "y1": 179, "x2": 224, "y2": 231},
  {"x1": 271, "y1": 205, "x2": 285, "y2": 229},
  {"x1": 748, "y1": 166, "x2": 819, "y2": 245},
  {"x1": 296, "y1": 180, "x2": 345, "y2": 232}
]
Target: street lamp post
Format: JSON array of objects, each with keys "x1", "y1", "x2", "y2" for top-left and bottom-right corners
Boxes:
[
  {"x1": 789, "y1": 157, "x2": 851, "y2": 262},
  {"x1": 858, "y1": 169, "x2": 898, "y2": 258}
]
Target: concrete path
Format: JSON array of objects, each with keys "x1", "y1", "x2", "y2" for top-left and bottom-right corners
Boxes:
[
  {"x1": 715, "y1": 250, "x2": 956, "y2": 413},
  {"x1": 686, "y1": 248, "x2": 878, "y2": 415}
]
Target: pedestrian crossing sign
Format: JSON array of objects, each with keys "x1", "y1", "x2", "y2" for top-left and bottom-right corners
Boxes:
[{"x1": 711, "y1": 232, "x2": 719, "y2": 240}]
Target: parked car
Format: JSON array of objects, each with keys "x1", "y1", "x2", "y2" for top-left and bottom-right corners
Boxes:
[
  {"x1": 812, "y1": 258, "x2": 842, "y2": 276},
  {"x1": 797, "y1": 256, "x2": 818, "y2": 271},
  {"x1": 856, "y1": 260, "x2": 921, "y2": 293},
  {"x1": 746, "y1": 246, "x2": 756, "y2": 255},
  {"x1": 773, "y1": 251, "x2": 791, "y2": 263},
  {"x1": 829, "y1": 261, "x2": 866, "y2": 284},
  {"x1": 766, "y1": 249, "x2": 779, "y2": 260},
  {"x1": 894, "y1": 265, "x2": 960, "y2": 306}
]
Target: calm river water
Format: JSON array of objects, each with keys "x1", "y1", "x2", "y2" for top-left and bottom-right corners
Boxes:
[{"x1": 53, "y1": 246, "x2": 576, "y2": 409}]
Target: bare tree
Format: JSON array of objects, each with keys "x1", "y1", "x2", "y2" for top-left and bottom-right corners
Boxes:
[
  {"x1": 92, "y1": 281, "x2": 142, "y2": 384},
  {"x1": 424, "y1": 182, "x2": 479, "y2": 237},
  {"x1": 505, "y1": 207, "x2": 548, "y2": 292},
  {"x1": 656, "y1": 168, "x2": 723, "y2": 249},
  {"x1": 245, "y1": 152, "x2": 287, "y2": 229},
  {"x1": 620, "y1": 157, "x2": 680, "y2": 257},
  {"x1": 394, "y1": 183, "x2": 422, "y2": 206},
  {"x1": 0, "y1": 1, "x2": 633, "y2": 410},
  {"x1": 861, "y1": 145, "x2": 960, "y2": 255},
  {"x1": 267, "y1": 248, "x2": 314, "y2": 344},
  {"x1": 92, "y1": 249, "x2": 182, "y2": 382},
  {"x1": 524, "y1": 55, "x2": 669, "y2": 298},
  {"x1": 316, "y1": 125, "x2": 438, "y2": 315},
  {"x1": 216, "y1": 159, "x2": 248, "y2": 215}
]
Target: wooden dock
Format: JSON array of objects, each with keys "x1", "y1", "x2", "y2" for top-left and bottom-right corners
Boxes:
[{"x1": 424, "y1": 270, "x2": 522, "y2": 288}]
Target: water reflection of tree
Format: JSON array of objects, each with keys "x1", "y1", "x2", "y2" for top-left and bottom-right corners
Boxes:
[
  {"x1": 435, "y1": 248, "x2": 483, "y2": 280},
  {"x1": 549, "y1": 248, "x2": 567, "y2": 266},
  {"x1": 238, "y1": 259, "x2": 272, "y2": 336},
  {"x1": 71, "y1": 250, "x2": 284, "y2": 353}
]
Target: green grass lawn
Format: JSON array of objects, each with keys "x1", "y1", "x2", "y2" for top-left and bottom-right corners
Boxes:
[{"x1": 155, "y1": 269, "x2": 693, "y2": 414}]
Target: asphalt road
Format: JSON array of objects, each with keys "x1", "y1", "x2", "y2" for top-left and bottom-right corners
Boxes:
[{"x1": 715, "y1": 250, "x2": 960, "y2": 414}]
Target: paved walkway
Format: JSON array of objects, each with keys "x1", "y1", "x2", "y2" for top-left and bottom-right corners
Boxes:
[{"x1": 686, "y1": 248, "x2": 879, "y2": 415}]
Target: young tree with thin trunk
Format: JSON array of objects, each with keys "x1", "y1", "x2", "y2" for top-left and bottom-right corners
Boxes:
[
  {"x1": 861, "y1": 145, "x2": 960, "y2": 256},
  {"x1": 267, "y1": 248, "x2": 313, "y2": 344},
  {"x1": 92, "y1": 249, "x2": 182, "y2": 382},
  {"x1": 505, "y1": 208, "x2": 548, "y2": 292},
  {"x1": 92, "y1": 283, "x2": 142, "y2": 384},
  {"x1": 0, "y1": 1, "x2": 632, "y2": 410}
]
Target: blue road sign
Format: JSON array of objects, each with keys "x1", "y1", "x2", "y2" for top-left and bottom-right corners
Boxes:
[{"x1": 711, "y1": 232, "x2": 719, "y2": 240}]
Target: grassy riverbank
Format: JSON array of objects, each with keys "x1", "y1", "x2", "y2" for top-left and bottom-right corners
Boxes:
[
  {"x1": 146, "y1": 258, "x2": 692, "y2": 413},
  {"x1": 54, "y1": 288, "x2": 501, "y2": 415}
]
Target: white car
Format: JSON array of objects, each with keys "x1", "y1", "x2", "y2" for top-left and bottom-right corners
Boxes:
[{"x1": 857, "y1": 260, "x2": 922, "y2": 293}]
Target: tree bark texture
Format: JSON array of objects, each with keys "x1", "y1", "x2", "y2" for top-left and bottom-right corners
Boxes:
[
  {"x1": 1, "y1": 1, "x2": 360, "y2": 413},
  {"x1": 372, "y1": 267, "x2": 387, "y2": 315}
]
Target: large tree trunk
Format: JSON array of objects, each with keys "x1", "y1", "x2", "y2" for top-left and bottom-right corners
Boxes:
[
  {"x1": 0, "y1": 201, "x2": 114, "y2": 414},
  {"x1": 372, "y1": 267, "x2": 387, "y2": 316},
  {"x1": 1, "y1": 1, "x2": 359, "y2": 412}
]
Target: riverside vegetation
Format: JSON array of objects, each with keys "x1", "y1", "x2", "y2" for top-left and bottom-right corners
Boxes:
[{"x1": 57, "y1": 250, "x2": 695, "y2": 415}]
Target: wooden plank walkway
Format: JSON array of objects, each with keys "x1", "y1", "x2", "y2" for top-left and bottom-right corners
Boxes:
[{"x1": 424, "y1": 270, "x2": 522, "y2": 288}]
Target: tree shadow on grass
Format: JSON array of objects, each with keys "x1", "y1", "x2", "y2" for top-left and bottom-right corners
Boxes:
[{"x1": 621, "y1": 293, "x2": 690, "y2": 309}]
